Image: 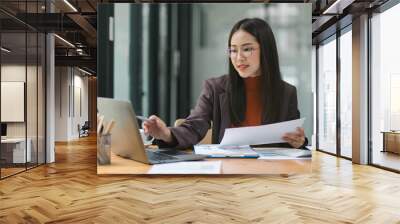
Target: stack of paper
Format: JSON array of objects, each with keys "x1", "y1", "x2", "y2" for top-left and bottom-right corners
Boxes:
[
  {"x1": 148, "y1": 161, "x2": 222, "y2": 174},
  {"x1": 254, "y1": 148, "x2": 312, "y2": 160},
  {"x1": 194, "y1": 144, "x2": 259, "y2": 158},
  {"x1": 219, "y1": 118, "x2": 305, "y2": 146}
]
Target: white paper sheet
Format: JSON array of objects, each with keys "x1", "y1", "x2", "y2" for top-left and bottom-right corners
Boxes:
[
  {"x1": 257, "y1": 155, "x2": 311, "y2": 160},
  {"x1": 148, "y1": 161, "x2": 222, "y2": 174},
  {"x1": 219, "y1": 118, "x2": 305, "y2": 146},
  {"x1": 194, "y1": 144, "x2": 259, "y2": 158},
  {"x1": 254, "y1": 147, "x2": 312, "y2": 160},
  {"x1": 254, "y1": 148, "x2": 312, "y2": 157}
]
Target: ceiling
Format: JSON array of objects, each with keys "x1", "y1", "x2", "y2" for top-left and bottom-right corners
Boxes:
[
  {"x1": 310, "y1": 0, "x2": 389, "y2": 43},
  {"x1": 0, "y1": 0, "x2": 393, "y2": 75},
  {"x1": 0, "y1": 0, "x2": 101, "y2": 74}
]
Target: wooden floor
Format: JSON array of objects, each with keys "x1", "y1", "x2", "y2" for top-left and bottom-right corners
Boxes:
[
  {"x1": 1, "y1": 167, "x2": 25, "y2": 178},
  {"x1": 1, "y1": 163, "x2": 45, "y2": 178},
  {"x1": 1, "y1": 136, "x2": 400, "y2": 223},
  {"x1": 372, "y1": 151, "x2": 400, "y2": 171}
]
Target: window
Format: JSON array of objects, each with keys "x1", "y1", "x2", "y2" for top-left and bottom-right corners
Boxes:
[
  {"x1": 371, "y1": 2, "x2": 400, "y2": 171},
  {"x1": 318, "y1": 36, "x2": 337, "y2": 154},
  {"x1": 339, "y1": 28, "x2": 352, "y2": 158}
]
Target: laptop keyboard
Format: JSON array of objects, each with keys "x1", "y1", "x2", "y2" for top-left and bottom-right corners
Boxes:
[
  {"x1": 156, "y1": 148, "x2": 188, "y2": 156},
  {"x1": 146, "y1": 151, "x2": 178, "y2": 162}
]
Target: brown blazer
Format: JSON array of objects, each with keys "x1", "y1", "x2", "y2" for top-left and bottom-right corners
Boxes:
[{"x1": 156, "y1": 74, "x2": 306, "y2": 149}]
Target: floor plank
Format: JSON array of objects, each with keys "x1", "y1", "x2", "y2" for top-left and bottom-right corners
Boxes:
[
  {"x1": 1, "y1": 135, "x2": 400, "y2": 223},
  {"x1": 372, "y1": 151, "x2": 400, "y2": 171}
]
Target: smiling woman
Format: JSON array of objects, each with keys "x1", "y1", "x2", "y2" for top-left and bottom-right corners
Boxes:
[
  {"x1": 229, "y1": 31, "x2": 261, "y2": 78},
  {"x1": 228, "y1": 19, "x2": 284, "y2": 127},
  {"x1": 143, "y1": 18, "x2": 308, "y2": 150}
]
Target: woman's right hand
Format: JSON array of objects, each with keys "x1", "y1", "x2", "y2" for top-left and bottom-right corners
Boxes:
[{"x1": 142, "y1": 115, "x2": 174, "y2": 143}]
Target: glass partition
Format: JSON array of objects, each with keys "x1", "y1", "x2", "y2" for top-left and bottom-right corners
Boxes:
[
  {"x1": 0, "y1": 1, "x2": 46, "y2": 179},
  {"x1": 1, "y1": 30, "x2": 28, "y2": 177}
]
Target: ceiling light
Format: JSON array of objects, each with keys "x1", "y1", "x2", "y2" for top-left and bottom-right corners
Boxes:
[
  {"x1": 1, "y1": 47, "x2": 11, "y2": 53},
  {"x1": 76, "y1": 48, "x2": 85, "y2": 55},
  {"x1": 78, "y1": 67, "x2": 92, "y2": 76},
  {"x1": 63, "y1": 0, "x2": 78, "y2": 12},
  {"x1": 322, "y1": 0, "x2": 354, "y2": 15},
  {"x1": 54, "y1": 34, "x2": 75, "y2": 48}
]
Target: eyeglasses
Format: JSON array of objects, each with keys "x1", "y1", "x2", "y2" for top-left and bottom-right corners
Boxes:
[{"x1": 228, "y1": 46, "x2": 258, "y2": 59}]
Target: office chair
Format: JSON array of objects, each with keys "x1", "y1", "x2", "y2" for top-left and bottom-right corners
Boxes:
[{"x1": 78, "y1": 121, "x2": 90, "y2": 138}]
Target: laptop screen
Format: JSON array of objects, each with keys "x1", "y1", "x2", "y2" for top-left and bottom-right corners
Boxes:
[{"x1": 97, "y1": 97, "x2": 149, "y2": 163}]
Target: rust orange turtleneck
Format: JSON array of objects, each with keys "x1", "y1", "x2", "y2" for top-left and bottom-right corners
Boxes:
[{"x1": 234, "y1": 75, "x2": 263, "y2": 127}]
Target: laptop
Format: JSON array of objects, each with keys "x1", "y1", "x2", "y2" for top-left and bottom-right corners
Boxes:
[{"x1": 97, "y1": 97, "x2": 207, "y2": 164}]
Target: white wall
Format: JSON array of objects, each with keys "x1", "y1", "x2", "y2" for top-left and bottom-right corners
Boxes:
[
  {"x1": 1, "y1": 65, "x2": 38, "y2": 137},
  {"x1": 1, "y1": 66, "x2": 26, "y2": 164},
  {"x1": 73, "y1": 73, "x2": 89, "y2": 137},
  {"x1": 1, "y1": 65, "x2": 27, "y2": 139},
  {"x1": 1, "y1": 63, "x2": 46, "y2": 163},
  {"x1": 55, "y1": 67, "x2": 89, "y2": 141},
  {"x1": 55, "y1": 67, "x2": 68, "y2": 141}
]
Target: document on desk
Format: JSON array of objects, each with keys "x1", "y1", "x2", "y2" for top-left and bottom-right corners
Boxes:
[
  {"x1": 254, "y1": 148, "x2": 312, "y2": 160},
  {"x1": 194, "y1": 144, "x2": 259, "y2": 158},
  {"x1": 219, "y1": 118, "x2": 305, "y2": 146},
  {"x1": 148, "y1": 161, "x2": 222, "y2": 174}
]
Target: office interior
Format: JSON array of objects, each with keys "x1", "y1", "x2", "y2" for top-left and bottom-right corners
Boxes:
[
  {"x1": 0, "y1": 0, "x2": 97, "y2": 179},
  {"x1": 1, "y1": 0, "x2": 399, "y2": 177},
  {"x1": 0, "y1": 0, "x2": 400, "y2": 222}
]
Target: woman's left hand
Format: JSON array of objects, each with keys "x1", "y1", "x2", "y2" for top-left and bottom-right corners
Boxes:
[{"x1": 282, "y1": 127, "x2": 305, "y2": 149}]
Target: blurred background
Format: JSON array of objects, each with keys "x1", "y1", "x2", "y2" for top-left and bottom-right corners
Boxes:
[{"x1": 98, "y1": 3, "x2": 313, "y2": 139}]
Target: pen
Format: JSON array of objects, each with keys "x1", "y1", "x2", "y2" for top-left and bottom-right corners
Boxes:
[
  {"x1": 103, "y1": 120, "x2": 115, "y2": 135},
  {"x1": 136, "y1": 115, "x2": 150, "y2": 122},
  {"x1": 97, "y1": 115, "x2": 104, "y2": 135}
]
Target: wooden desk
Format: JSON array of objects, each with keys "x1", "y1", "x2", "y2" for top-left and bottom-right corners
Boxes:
[
  {"x1": 97, "y1": 152, "x2": 312, "y2": 175},
  {"x1": 1, "y1": 138, "x2": 32, "y2": 164}
]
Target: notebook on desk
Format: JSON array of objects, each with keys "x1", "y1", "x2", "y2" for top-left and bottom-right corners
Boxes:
[{"x1": 194, "y1": 144, "x2": 259, "y2": 158}]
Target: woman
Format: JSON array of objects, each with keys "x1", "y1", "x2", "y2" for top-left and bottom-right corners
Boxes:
[{"x1": 143, "y1": 18, "x2": 307, "y2": 149}]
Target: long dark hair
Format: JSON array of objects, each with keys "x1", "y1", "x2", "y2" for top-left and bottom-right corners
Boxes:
[{"x1": 228, "y1": 18, "x2": 283, "y2": 125}]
